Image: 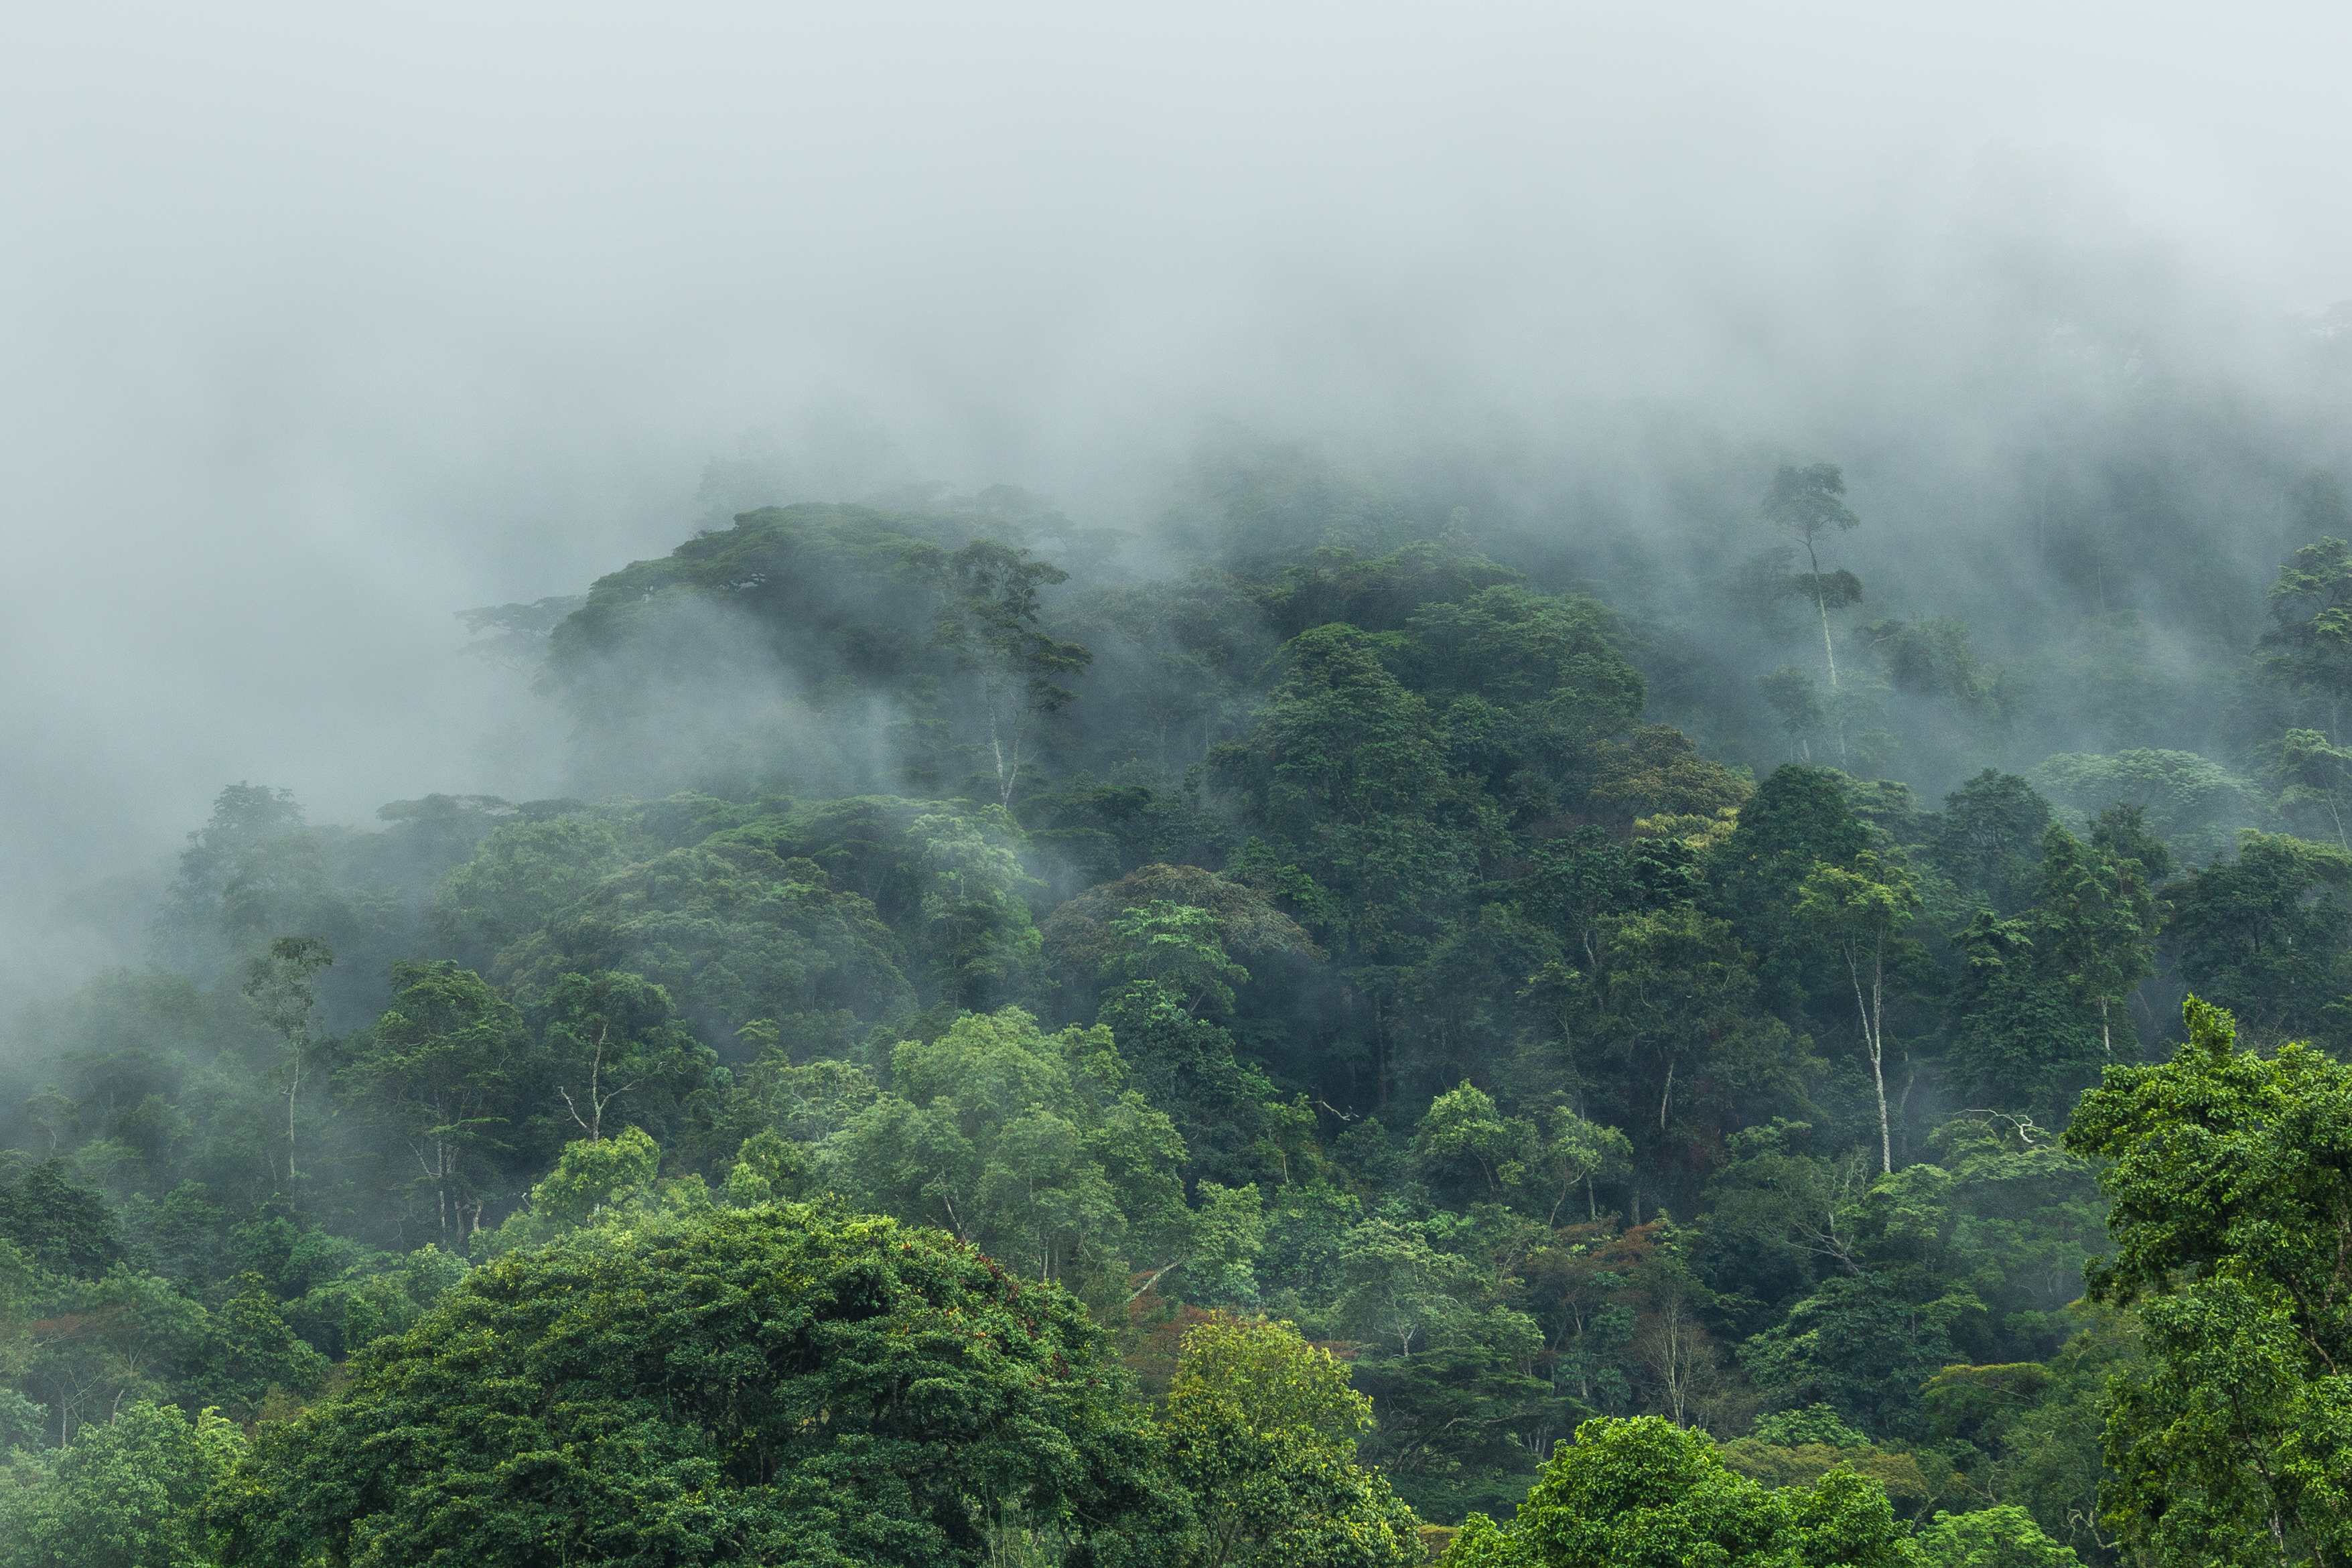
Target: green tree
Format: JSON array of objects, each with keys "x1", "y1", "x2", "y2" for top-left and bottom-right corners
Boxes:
[
  {"x1": 1336, "y1": 1217, "x2": 1482, "y2": 1362},
  {"x1": 1586, "y1": 726, "x2": 1752, "y2": 829},
  {"x1": 20, "y1": 1269, "x2": 210, "y2": 1447},
  {"x1": 1093, "y1": 981, "x2": 1270, "y2": 1188},
  {"x1": 1759, "y1": 666, "x2": 1828, "y2": 762},
  {"x1": 0, "y1": 1162, "x2": 121, "y2": 1279},
  {"x1": 539, "y1": 502, "x2": 984, "y2": 796},
  {"x1": 210, "y1": 1202, "x2": 1153, "y2": 1567},
  {"x1": 1521, "y1": 1109, "x2": 1633, "y2": 1230},
  {"x1": 2264, "y1": 727, "x2": 2352, "y2": 849},
  {"x1": 1214, "y1": 621, "x2": 1498, "y2": 1097},
  {"x1": 2260, "y1": 535, "x2": 2352, "y2": 740},
  {"x1": 533, "y1": 970, "x2": 715, "y2": 1147},
  {"x1": 2028, "y1": 750, "x2": 2261, "y2": 869},
  {"x1": 1795, "y1": 853, "x2": 1922, "y2": 1174},
  {"x1": 1103, "y1": 901, "x2": 1249, "y2": 1017},
  {"x1": 2063, "y1": 995, "x2": 2352, "y2": 1565},
  {"x1": 340, "y1": 960, "x2": 527, "y2": 1240},
  {"x1": 282, "y1": 1244, "x2": 470, "y2": 1360},
  {"x1": 1412, "y1": 1082, "x2": 1523, "y2": 1205},
  {"x1": 821, "y1": 1008, "x2": 1188, "y2": 1293},
  {"x1": 151, "y1": 783, "x2": 305, "y2": 974},
  {"x1": 1409, "y1": 1085, "x2": 1628, "y2": 1227},
  {"x1": 2032, "y1": 825, "x2": 2158, "y2": 1062},
  {"x1": 1912, "y1": 1506, "x2": 2081, "y2": 1567},
  {"x1": 1186, "y1": 1182, "x2": 1268, "y2": 1306},
  {"x1": 1041, "y1": 864, "x2": 1317, "y2": 994},
  {"x1": 1765, "y1": 464, "x2": 1864, "y2": 703},
  {"x1": 429, "y1": 814, "x2": 629, "y2": 970},
  {"x1": 2164, "y1": 832, "x2": 2352, "y2": 1048},
  {"x1": 1738, "y1": 1266, "x2": 1985, "y2": 1445},
  {"x1": 524, "y1": 1126, "x2": 663, "y2": 1228},
  {"x1": 500, "y1": 836, "x2": 913, "y2": 1052},
  {"x1": 1694, "y1": 1121, "x2": 1874, "y2": 1311},
  {"x1": 1929, "y1": 1117, "x2": 2106, "y2": 1354},
  {"x1": 920, "y1": 537, "x2": 1093, "y2": 806},
  {"x1": 1157, "y1": 1316, "x2": 1422, "y2": 1568},
  {"x1": 1334, "y1": 1217, "x2": 1558, "y2": 1510},
  {"x1": 1584, "y1": 904, "x2": 1809, "y2": 1205},
  {"x1": 909, "y1": 810, "x2": 1046, "y2": 1008},
  {"x1": 1712, "y1": 762, "x2": 1875, "y2": 1020},
  {"x1": 1929, "y1": 772, "x2": 2055, "y2": 918},
  {"x1": 194, "y1": 1274, "x2": 329, "y2": 1421},
  {"x1": 1444, "y1": 1415, "x2": 1921, "y2": 1567},
  {"x1": 239, "y1": 935, "x2": 332, "y2": 1182},
  {"x1": 1406, "y1": 584, "x2": 1646, "y2": 816},
  {"x1": 1947, "y1": 818, "x2": 2161, "y2": 1115},
  {"x1": 0, "y1": 1401, "x2": 245, "y2": 1568},
  {"x1": 1752, "y1": 1404, "x2": 1868, "y2": 1447},
  {"x1": 1948, "y1": 930, "x2": 2113, "y2": 1125},
  {"x1": 1983, "y1": 1309, "x2": 2137, "y2": 1565}
]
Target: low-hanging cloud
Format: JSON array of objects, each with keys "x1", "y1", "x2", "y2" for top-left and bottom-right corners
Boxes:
[{"x1": 1, "y1": 3, "x2": 2347, "y2": 997}]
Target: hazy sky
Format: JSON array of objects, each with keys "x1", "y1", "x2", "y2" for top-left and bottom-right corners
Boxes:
[{"x1": 3, "y1": 3, "x2": 2349, "y2": 981}]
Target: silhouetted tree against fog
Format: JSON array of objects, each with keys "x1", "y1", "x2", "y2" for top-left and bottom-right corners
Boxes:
[{"x1": 1764, "y1": 466, "x2": 1864, "y2": 677}]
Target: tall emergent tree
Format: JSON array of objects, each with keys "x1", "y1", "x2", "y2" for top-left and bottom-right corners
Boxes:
[
  {"x1": 2032, "y1": 824, "x2": 2157, "y2": 1061},
  {"x1": 1765, "y1": 463, "x2": 1864, "y2": 695},
  {"x1": 240, "y1": 934, "x2": 332, "y2": 1182},
  {"x1": 1796, "y1": 852, "x2": 1920, "y2": 1175},
  {"x1": 922, "y1": 537, "x2": 1093, "y2": 806}
]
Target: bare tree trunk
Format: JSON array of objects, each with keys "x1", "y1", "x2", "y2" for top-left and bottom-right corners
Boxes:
[
  {"x1": 1815, "y1": 595, "x2": 1840, "y2": 690},
  {"x1": 1636, "y1": 1296, "x2": 1714, "y2": 1428},
  {"x1": 1804, "y1": 537, "x2": 1846, "y2": 765},
  {"x1": 560, "y1": 1019, "x2": 632, "y2": 1142},
  {"x1": 1001, "y1": 706, "x2": 1030, "y2": 808},
  {"x1": 286, "y1": 1046, "x2": 299, "y2": 1181},
  {"x1": 981, "y1": 672, "x2": 1030, "y2": 808},
  {"x1": 983, "y1": 674, "x2": 1008, "y2": 794},
  {"x1": 1816, "y1": 595, "x2": 1848, "y2": 766}
]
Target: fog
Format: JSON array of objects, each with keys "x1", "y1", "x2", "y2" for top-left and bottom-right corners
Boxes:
[{"x1": 3, "y1": 3, "x2": 2349, "y2": 994}]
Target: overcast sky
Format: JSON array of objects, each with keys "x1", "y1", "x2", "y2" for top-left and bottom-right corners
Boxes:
[{"x1": 3, "y1": 3, "x2": 2349, "y2": 983}]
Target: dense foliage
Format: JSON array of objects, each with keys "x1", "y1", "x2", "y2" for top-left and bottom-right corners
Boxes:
[
  {"x1": 9, "y1": 449, "x2": 2352, "y2": 1563},
  {"x1": 210, "y1": 1202, "x2": 1148, "y2": 1567},
  {"x1": 2064, "y1": 999, "x2": 2352, "y2": 1565}
]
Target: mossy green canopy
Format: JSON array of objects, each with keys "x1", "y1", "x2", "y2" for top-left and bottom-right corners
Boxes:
[{"x1": 211, "y1": 1203, "x2": 1149, "y2": 1567}]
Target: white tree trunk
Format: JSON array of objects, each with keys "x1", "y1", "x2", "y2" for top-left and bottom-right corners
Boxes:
[{"x1": 1847, "y1": 940, "x2": 1892, "y2": 1175}]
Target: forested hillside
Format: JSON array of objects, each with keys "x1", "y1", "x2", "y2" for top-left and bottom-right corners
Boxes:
[{"x1": 7, "y1": 444, "x2": 2352, "y2": 1565}]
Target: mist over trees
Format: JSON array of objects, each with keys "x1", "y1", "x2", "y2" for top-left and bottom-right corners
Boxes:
[
  {"x1": 3, "y1": 397, "x2": 2352, "y2": 1561},
  {"x1": 5, "y1": 8, "x2": 2352, "y2": 1561}
]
